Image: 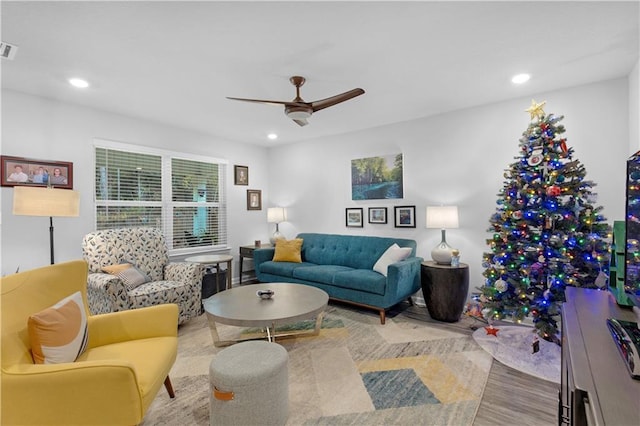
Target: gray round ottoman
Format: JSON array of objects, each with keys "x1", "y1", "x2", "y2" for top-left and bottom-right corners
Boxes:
[{"x1": 209, "y1": 340, "x2": 289, "y2": 426}]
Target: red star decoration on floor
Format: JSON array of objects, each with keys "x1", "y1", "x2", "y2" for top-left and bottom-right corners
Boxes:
[{"x1": 484, "y1": 326, "x2": 500, "y2": 336}]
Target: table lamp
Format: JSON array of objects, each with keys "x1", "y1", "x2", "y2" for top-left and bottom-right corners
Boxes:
[
  {"x1": 426, "y1": 205, "x2": 459, "y2": 265},
  {"x1": 267, "y1": 207, "x2": 286, "y2": 244},
  {"x1": 13, "y1": 186, "x2": 80, "y2": 264}
]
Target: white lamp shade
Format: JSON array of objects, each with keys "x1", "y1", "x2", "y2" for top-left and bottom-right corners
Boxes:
[
  {"x1": 267, "y1": 207, "x2": 286, "y2": 223},
  {"x1": 13, "y1": 186, "x2": 80, "y2": 217},
  {"x1": 426, "y1": 206, "x2": 459, "y2": 229}
]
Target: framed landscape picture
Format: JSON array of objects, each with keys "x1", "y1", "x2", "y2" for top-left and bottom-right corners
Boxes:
[
  {"x1": 394, "y1": 205, "x2": 416, "y2": 228},
  {"x1": 345, "y1": 208, "x2": 364, "y2": 227},
  {"x1": 0, "y1": 155, "x2": 73, "y2": 189},
  {"x1": 368, "y1": 207, "x2": 387, "y2": 224},
  {"x1": 351, "y1": 153, "x2": 403, "y2": 200}
]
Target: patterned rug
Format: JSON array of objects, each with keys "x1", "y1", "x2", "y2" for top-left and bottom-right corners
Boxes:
[{"x1": 142, "y1": 305, "x2": 493, "y2": 425}]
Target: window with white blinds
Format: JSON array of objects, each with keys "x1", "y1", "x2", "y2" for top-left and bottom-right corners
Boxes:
[{"x1": 94, "y1": 141, "x2": 227, "y2": 254}]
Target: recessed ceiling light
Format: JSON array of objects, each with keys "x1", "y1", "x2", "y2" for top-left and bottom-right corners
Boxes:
[
  {"x1": 68, "y1": 78, "x2": 89, "y2": 88},
  {"x1": 511, "y1": 73, "x2": 531, "y2": 84},
  {"x1": 267, "y1": 133, "x2": 278, "y2": 140}
]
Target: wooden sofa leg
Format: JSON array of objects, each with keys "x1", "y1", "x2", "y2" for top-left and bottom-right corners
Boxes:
[
  {"x1": 164, "y1": 376, "x2": 175, "y2": 398},
  {"x1": 379, "y1": 310, "x2": 386, "y2": 325}
]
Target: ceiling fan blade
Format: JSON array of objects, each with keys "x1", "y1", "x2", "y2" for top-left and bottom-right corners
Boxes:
[
  {"x1": 226, "y1": 96, "x2": 304, "y2": 107},
  {"x1": 310, "y1": 88, "x2": 365, "y2": 112},
  {"x1": 293, "y1": 118, "x2": 308, "y2": 127}
]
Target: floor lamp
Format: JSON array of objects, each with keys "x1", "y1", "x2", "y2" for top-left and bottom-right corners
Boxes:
[{"x1": 13, "y1": 186, "x2": 80, "y2": 264}]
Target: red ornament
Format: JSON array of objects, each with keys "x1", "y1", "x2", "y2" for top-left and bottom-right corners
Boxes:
[
  {"x1": 546, "y1": 186, "x2": 561, "y2": 197},
  {"x1": 559, "y1": 140, "x2": 568, "y2": 153},
  {"x1": 484, "y1": 326, "x2": 500, "y2": 336}
]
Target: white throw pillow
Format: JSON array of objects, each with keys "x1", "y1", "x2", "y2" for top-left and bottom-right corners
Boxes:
[{"x1": 373, "y1": 243, "x2": 412, "y2": 277}]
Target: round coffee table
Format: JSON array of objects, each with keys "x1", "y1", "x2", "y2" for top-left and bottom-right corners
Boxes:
[{"x1": 203, "y1": 283, "x2": 329, "y2": 347}]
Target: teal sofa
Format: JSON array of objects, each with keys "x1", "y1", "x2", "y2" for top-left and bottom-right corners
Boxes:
[{"x1": 253, "y1": 233, "x2": 423, "y2": 324}]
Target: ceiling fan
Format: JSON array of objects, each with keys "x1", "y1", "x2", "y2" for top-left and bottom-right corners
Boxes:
[{"x1": 226, "y1": 76, "x2": 365, "y2": 127}]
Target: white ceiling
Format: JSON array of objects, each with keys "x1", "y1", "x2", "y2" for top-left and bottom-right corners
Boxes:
[{"x1": 1, "y1": 1, "x2": 638, "y2": 147}]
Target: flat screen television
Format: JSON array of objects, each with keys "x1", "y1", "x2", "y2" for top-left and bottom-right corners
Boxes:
[{"x1": 625, "y1": 150, "x2": 640, "y2": 306}]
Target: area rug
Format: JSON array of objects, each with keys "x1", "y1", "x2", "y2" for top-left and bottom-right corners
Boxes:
[
  {"x1": 142, "y1": 305, "x2": 493, "y2": 425},
  {"x1": 472, "y1": 325, "x2": 561, "y2": 384}
]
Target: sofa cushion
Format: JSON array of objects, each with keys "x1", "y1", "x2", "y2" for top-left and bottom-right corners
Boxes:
[
  {"x1": 373, "y1": 244, "x2": 413, "y2": 277},
  {"x1": 28, "y1": 291, "x2": 88, "y2": 364},
  {"x1": 273, "y1": 238, "x2": 303, "y2": 263},
  {"x1": 333, "y1": 269, "x2": 387, "y2": 295},
  {"x1": 292, "y1": 265, "x2": 353, "y2": 285},
  {"x1": 260, "y1": 261, "x2": 315, "y2": 278}
]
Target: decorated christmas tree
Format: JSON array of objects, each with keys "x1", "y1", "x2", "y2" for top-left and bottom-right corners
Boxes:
[{"x1": 480, "y1": 100, "x2": 611, "y2": 341}]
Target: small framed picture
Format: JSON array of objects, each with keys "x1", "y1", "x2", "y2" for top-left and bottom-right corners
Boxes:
[
  {"x1": 1, "y1": 155, "x2": 74, "y2": 189},
  {"x1": 247, "y1": 189, "x2": 262, "y2": 210},
  {"x1": 234, "y1": 165, "x2": 249, "y2": 185},
  {"x1": 368, "y1": 207, "x2": 387, "y2": 224},
  {"x1": 394, "y1": 205, "x2": 416, "y2": 228},
  {"x1": 345, "y1": 208, "x2": 364, "y2": 227}
]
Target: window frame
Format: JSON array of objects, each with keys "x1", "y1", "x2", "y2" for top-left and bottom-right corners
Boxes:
[{"x1": 93, "y1": 138, "x2": 229, "y2": 255}]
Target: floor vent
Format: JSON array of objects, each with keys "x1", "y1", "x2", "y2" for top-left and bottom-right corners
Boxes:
[{"x1": 0, "y1": 42, "x2": 18, "y2": 60}]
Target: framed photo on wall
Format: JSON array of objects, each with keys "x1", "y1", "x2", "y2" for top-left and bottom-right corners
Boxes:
[
  {"x1": 368, "y1": 207, "x2": 387, "y2": 224},
  {"x1": 246, "y1": 189, "x2": 262, "y2": 210},
  {"x1": 0, "y1": 155, "x2": 74, "y2": 189},
  {"x1": 234, "y1": 165, "x2": 249, "y2": 185},
  {"x1": 345, "y1": 208, "x2": 364, "y2": 227},
  {"x1": 394, "y1": 205, "x2": 416, "y2": 228}
]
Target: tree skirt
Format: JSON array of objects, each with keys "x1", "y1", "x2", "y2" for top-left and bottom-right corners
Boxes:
[{"x1": 472, "y1": 325, "x2": 561, "y2": 384}]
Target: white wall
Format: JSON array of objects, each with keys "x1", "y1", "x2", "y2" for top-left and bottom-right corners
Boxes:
[
  {"x1": 0, "y1": 90, "x2": 271, "y2": 275},
  {"x1": 630, "y1": 59, "x2": 639, "y2": 154},
  {"x1": 268, "y1": 78, "x2": 629, "y2": 294}
]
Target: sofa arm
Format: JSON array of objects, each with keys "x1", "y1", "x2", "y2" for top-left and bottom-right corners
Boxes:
[
  {"x1": 86, "y1": 272, "x2": 130, "y2": 315},
  {"x1": 253, "y1": 248, "x2": 275, "y2": 281},
  {"x1": 1, "y1": 360, "x2": 145, "y2": 425},
  {"x1": 87, "y1": 304, "x2": 179, "y2": 348},
  {"x1": 387, "y1": 257, "x2": 423, "y2": 299}
]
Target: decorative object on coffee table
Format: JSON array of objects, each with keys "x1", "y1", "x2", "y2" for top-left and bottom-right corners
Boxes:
[
  {"x1": 421, "y1": 260, "x2": 469, "y2": 322},
  {"x1": 426, "y1": 205, "x2": 459, "y2": 264}
]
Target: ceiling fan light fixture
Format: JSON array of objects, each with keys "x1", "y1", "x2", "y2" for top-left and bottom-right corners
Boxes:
[{"x1": 285, "y1": 106, "x2": 312, "y2": 120}]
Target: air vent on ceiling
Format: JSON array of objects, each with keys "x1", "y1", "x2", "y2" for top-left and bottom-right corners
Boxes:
[{"x1": 0, "y1": 42, "x2": 18, "y2": 60}]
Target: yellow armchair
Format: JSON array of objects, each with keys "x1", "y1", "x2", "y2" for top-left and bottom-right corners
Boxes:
[{"x1": 1, "y1": 260, "x2": 178, "y2": 425}]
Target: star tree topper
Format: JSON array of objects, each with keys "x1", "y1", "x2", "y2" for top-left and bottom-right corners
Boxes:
[{"x1": 526, "y1": 99, "x2": 546, "y2": 121}]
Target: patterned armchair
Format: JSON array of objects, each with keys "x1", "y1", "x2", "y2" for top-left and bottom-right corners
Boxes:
[{"x1": 82, "y1": 227, "x2": 203, "y2": 325}]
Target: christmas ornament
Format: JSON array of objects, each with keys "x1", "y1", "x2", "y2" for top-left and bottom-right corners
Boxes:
[
  {"x1": 484, "y1": 326, "x2": 500, "y2": 336},
  {"x1": 546, "y1": 186, "x2": 561, "y2": 197},
  {"x1": 525, "y1": 99, "x2": 546, "y2": 120},
  {"x1": 511, "y1": 210, "x2": 523, "y2": 220},
  {"x1": 494, "y1": 279, "x2": 508, "y2": 292},
  {"x1": 528, "y1": 147, "x2": 544, "y2": 166}
]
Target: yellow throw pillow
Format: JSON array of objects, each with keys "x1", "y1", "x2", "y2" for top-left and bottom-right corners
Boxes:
[
  {"x1": 273, "y1": 238, "x2": 304, "y2": 263},
  {"x1": 28, "y1": 291, "x2": 88, "y2": 364},
  {"x1": 101, "y1": 263, "x2": 132, "y2": 274}
]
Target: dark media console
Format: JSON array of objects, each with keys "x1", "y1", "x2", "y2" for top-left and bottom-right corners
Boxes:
[{"x1": 560, "y1": 287, "x2": 640, "y2": 425}]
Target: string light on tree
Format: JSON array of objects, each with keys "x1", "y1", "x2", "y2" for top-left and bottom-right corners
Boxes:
[{"x1": 480, "y1": 100, "x2": 610, "y2": 342}]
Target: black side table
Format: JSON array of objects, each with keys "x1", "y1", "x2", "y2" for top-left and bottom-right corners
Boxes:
[
  {"x1": 421, "y1": 261, "x2": 469, "y2": 322},
  {"x1": 239, "y1": 244, "x2": 272, "y2": 284}
]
